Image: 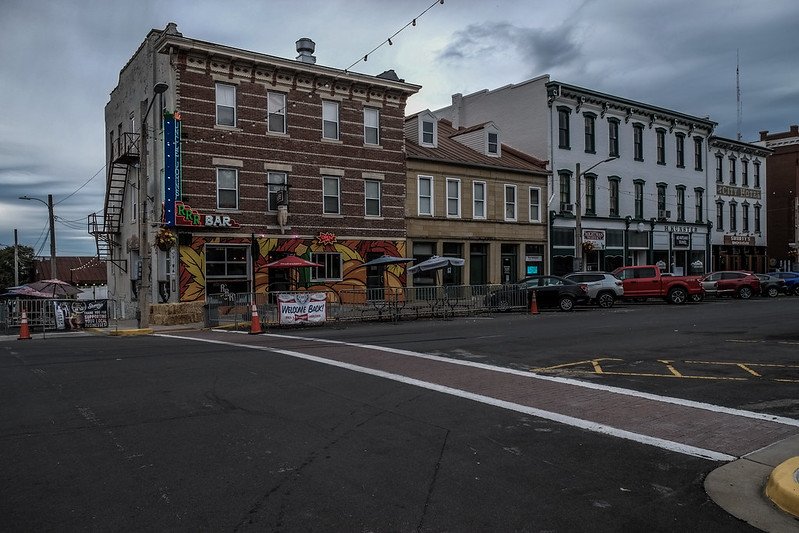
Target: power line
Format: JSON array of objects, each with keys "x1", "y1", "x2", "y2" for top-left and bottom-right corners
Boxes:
[
  {"x1": 55, "y1": 163, "x2": 106, "y2": 206},
  {"x1": 344, "y1": 0, "x2": 445, "y2": 73}
]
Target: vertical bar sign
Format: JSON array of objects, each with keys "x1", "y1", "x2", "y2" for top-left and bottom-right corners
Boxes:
[{"x1": 163, "y1": 113, "x2": 177, "y2": 226}]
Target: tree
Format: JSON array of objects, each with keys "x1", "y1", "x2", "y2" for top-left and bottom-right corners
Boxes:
[{"x1": 0, "y1": 245, "x2": 35, "y2": 291}]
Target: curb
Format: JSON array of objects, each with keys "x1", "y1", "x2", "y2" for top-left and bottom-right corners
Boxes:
[
  {"x1": 766, "y1": 456, "x2": 799, "y2": 518},
  {"x1": 107, "y1": 328, "x2": 154, "y2": 336}
]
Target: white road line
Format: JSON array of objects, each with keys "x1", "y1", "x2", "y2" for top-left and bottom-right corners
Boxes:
[
  {"x1": 262, "y1": 333, "x2": 799, "y2": 428},
  {"x1": 157, "y1": 333, "x2": 737, "y2": 461}
]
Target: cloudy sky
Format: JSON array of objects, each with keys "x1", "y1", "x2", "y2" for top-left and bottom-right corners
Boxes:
[{"x1": 1, "y1": 0, "x2": 798, "y2": 258}]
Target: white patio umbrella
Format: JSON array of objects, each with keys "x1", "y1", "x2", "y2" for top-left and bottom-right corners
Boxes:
[{"x1": 407, "y1": 255, "x2": 465, "y2": 285}]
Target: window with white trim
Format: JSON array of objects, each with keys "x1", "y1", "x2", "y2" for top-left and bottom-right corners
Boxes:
[
  {"x1": 421, "y1": 120, "x2": 435, "y2": 145},
  {"x1": 418, "y1": 176, "x2": 433, "y2": 216},
  {"x1": 311, "y1": 252, "x2": 342, "y2": 281},
  {"x1": 364, "y1": 108, "x2": 379, "y2": 145},
  {"x1": 267, "y1": 171, "x2": 287, "y2": 212},
  {"x1": 729, "y1": 201, "x2": 737, "y2": 231},
  {"x1": 473, "y1": 181, "x2": 485, "y2": 219},
  {"x1": 504, "y1": 184, "x2": 517, "y2": 221},
  {"x1": 364, "y1": 179, "x2": 381, "y2": 217},
  {"x1": 487, "y1": 132, "x2": 499, "y2": 155},
  {"x1": 215, "y1": 83, "x2": 236, "y2": 126},
  {"x1": 322, "y1": 101, "x2": 339, "y2": 140},
  {"x1": 529, "y1": 187, "x2": 541, "y2": 222},
  {"x1": 446, "y1": 178, "x2": 461, "y2": 217},
  {"x1": 217, "y1": 168, "x2": 238, "y2": 209},
  {"x1": 267, "y1": 92, "x2": 286, "y2": 133},
  {"x1": 322, "y1": 176, "x2": 340, "y2": 214}
]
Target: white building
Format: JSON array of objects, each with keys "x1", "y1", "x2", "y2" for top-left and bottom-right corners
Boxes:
[
  {"x1": 707, "y1": 136, "x2": 770, "y2": 272},
  {"x1": 435, "y1": 76, "x2": 717, "y2": 276}
]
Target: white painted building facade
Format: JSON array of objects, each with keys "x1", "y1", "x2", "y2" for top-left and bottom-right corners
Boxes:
[{"x1": 435, "y1": 76, "x2": 718, "y2": 276}]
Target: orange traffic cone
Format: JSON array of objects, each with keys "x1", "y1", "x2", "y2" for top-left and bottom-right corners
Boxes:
[
  {"x1": 249, "y1": 303, "x2": 263, "y2": 334},
  {"x1": 529, "y1": 290, "x2": 539, "y2": 315},
  {"x1": 18, "y1": 309, "x2": 32, "y2": 340}
]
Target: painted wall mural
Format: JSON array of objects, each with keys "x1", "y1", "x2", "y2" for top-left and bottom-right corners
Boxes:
[{"x1": 179, "y1": 235, "x2": 407, "y2": 302}]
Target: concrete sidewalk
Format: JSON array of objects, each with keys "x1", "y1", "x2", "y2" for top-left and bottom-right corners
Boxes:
[{"x1": 85, "y1": 319, "x2": 205, "y2": 336}]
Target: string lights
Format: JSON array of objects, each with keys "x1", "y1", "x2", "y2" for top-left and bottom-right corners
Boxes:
[{"x1": 344, "y1": 0, "x2": 445, "y2": 73}]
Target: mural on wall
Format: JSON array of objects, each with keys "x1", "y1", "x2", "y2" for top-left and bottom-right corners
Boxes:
[{"x1": 179, "y1": 235, "x2": 407, "y2": 302}]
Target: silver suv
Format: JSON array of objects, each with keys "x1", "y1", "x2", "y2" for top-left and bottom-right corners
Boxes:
[{"x1": 564, "y1": 272, "x2": 624, "y2": 308}]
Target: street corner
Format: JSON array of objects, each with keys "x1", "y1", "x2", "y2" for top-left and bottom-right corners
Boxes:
[
  {"x1": 765, "y1": 456, "x2": 799, "y2": 519},
  {"x1": 106, "y1": 328, "x2": 154, "y2": 337}
]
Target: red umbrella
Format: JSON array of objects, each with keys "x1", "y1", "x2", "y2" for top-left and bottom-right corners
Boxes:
[{"x1": 266, "y1": 256, "x2": 322, "y2": 268}]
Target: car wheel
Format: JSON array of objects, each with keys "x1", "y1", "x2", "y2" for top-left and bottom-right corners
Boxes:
[
  {"x1": 766, "y1": 286, "x2": 779, "y2": 298},
  {"x1": 597, "y1": 292, "x2": 615, "y2": 308},
  {"x1": 689, "y1": 293, "x2": 704, "y2": 302},
  {"x1": 738, "y1": 286, "x2": 753, "y2": 300},
  {"x1": 794, "y1": 286, "x2": 799, "y2": 297},
  {"x1": 668, "y1": 287, "x2": 687, "y2": 304},
  {"x1": 558, "y1": 296, "x2": 575, "y2": 312}
]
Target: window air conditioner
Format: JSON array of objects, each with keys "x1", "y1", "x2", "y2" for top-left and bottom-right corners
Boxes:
[
  {"x1": 658, "y1": 210, "x2": 671, "y2": 218},
  {"x1": 562, "y1": 203, "x2": 574, "y2": 213}
]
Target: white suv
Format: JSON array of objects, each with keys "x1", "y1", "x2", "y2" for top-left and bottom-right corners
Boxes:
[{"x1": 564, "y1": 272, "x2": 624, "y2": 308}]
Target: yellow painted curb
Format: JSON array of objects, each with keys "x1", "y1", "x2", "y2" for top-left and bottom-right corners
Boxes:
[
  {"x1": 765, "y1": 456, "x2": 799, "y2": 518},
  {"x1": 108, "y1": 328, "x2": 154, "y2": 336}
]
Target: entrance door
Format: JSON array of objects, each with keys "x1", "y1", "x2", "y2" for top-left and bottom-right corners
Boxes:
[
  {"x1": 501, "y1": 244, "x2": 518, "y2": 284},
  {"x1": 364, "y1": 252, "x2": 385, "y2": 300}
]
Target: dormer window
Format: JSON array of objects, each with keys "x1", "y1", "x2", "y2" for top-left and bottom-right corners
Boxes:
[
  {"x1": 487, "y1": 132, "x2": 499, "y2": 156},
  {"x1": 422, "y1": 120, "x2": 435, "y2": 145}
]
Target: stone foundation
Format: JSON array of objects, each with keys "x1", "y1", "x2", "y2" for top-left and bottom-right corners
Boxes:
[{"x1": 149, "y1": 302, "x2": 205, "y2": 326}]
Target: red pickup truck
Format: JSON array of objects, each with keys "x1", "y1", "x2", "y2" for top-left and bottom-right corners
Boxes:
[{"x1": 612, "y1": 265, "x2": 704, "y2": 304}]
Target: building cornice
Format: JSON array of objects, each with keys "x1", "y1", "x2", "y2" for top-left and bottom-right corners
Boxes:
[{"x1": 709, "y1": 136, "x2": 773, "y2": 157}]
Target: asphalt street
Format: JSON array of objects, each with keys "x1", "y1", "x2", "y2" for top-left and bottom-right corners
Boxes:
[{"x1": 2, "y1": 297, "x2": 795, "y2": 531}]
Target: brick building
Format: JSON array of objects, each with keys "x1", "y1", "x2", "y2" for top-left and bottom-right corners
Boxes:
[
  {"x1": 405, "y1": 112, "x2": 549, "y2": 286},
  {"x1": 93, "y1": 24, "x2": 419, "y2": 317},
  {"x1": 757, "y1": 125, "x2": 799, "y2": 269}
]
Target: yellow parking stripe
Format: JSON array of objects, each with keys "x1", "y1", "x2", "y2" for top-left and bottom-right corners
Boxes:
[{"x1": 658, "y1": 360, "x2": 683, "y2": 377}]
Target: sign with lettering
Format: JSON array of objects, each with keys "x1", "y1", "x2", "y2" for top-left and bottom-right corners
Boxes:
[
  {"x1": 174, "y1": 201, "x2": 241, "y2": 228},
  {"x1": 582, "y1": 229, "x2": 606, "y2": 249},
  {"x1": 663, "y1": 224, "x2": 699, "y2": 233},
  {"x1": 716, "y1": 184, "x2": 761, "y2": 199},
  {"x1": 164, "y1": 112, "x2": 182, "y2": 226},
  {"x1": 723, "y1": 235, "x2": 755, "y2": 246},
  {"x1": 278, "y1": 293, "x2": 327, "y2": 325},
  {"x1": 673, "y1": 234, "x2": 690, "y2": 247}
]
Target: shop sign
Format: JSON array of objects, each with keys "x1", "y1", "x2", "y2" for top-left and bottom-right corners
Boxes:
[
  {"x1": 673, "y1": 234, "x2": 690, "y2": 247},
  {"x1": 164, "y1": 112, "x2": 182, "y2": 227},
  {"x1": 317, "y1": 232, "x2": 337, "y2": 245},
  {"x1": 174, "y1": 201, "x2": 241, "y2": 228},
  {"x1": 278, "y1": 293, "x2": 327, "y2": 325},
  {"x1": 663, "y1": 224, "x2": 698, "y2": 233},
  {"x1": 723, "y1": 235, "x2": 755, "y2": 246},
  {"x1": 52, "y1": 300, "x2": 109, "y2": 329},
  {"x1": 525, "y1": 255, "x2": 543, "y2": 262},
  {"x1": 716, "y1": 184, "x2": 761, "y2": 199},
  {"x1": 582, "y1": 229, "x2": 606, "y2": 249}
]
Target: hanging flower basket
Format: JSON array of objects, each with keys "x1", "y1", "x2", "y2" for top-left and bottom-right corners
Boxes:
[
  {"x1": 581, "y1": 241, "x2": 595, "y2": 253},
  {"x1": 155, "y1": 228, "x2": 177, "y2": 251}
]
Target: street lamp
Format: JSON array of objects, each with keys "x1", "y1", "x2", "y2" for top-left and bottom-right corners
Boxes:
[
  {"x1": 19, "y1": 194, "x2": 57, "y2": 279},
  {"x1": 574, "y1": 156, "x2": 618, "y2": 272},
  {"x1": 138, "y1": 82, "x2": 169, "y2": 328}
]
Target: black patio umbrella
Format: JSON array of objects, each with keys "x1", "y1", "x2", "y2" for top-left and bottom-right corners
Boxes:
[{"x1": 26, "y1": 279, "x2": 82, "y2": 298}]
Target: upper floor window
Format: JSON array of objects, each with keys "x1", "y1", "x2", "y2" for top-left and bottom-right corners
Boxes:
[
  {"x1": 446, "y1": 178, "x2": 461, "y2": 217},
  {"x1": 716, "y1": 200, "x2": 724, "y2": 230},
  {"x1": 364, "y1": 108, "x2": 379, "y2": 145},
  {"x1": 421, "y1": 120, "x2": 435, "y2": 145},
  {"x1": 487, "y1": 132, "x2": 499, "y2": 155},
  {"x1": 267, "y1": 92, "x2": 286, "y2": 134},
  {"x1": 675, "y1": 133, "x2": 685, "y2": 168},
  {"x1": 529, "y1": 187, "x2": 541, "y2": 222},
  {"x1": 217, "y1": 168, "x2": 238, "y2": 209},
  {"x1": 322, "y1": 176, "x2": 340, "y2": 215},
  {"x1": 742, "y1": 202, "x2": 750, "y2": 232},
  {"x1": 656, "y1": 128, "x2": 666, "y2": 164},
  {"x1": 754, "y1": 204, "x2": 761, "y2": 232},
  {"x1": 729, "y1": 201, "x2": 737, "y2": 231},
  {"x1": 322, "y1": 101, "x2": 339, "y2": 140},
  {"x1": 216, "y1": 83, "x2": 236, "y2": 127},
  {"x1": 695, "y1": 188, "x2": 704, "y2": 223},
  {"x1": 608, "y1": 118, "x2": 620, "y2": 157},
  {"x1": 633, "y1": 123, "x2": 644, "y2": 161},
  {"x1": 657, "y1": 183, "x2": 667, "y2": 215},
  {"x1": 694, "y1": 137, "x2": 703, "y2": 171},
  {"x1": 504, "y1": 184, "x2": 517, "y2": 221},
  {"x1": 473, "y1": 181, "x2": 486, "y2": 219},
  {"x1": 729, "y1": 156, "x2": 737, "y2": 184},
  {"x1": 584, "y1": 174, "x2": 596, "y2": 215},
  {"x1": 676, "y1": 186, "x2": 686, "y2": 222},
  {"x1": 715, "y1": 154, "x2": 723, "y2": 182},
  {"x1": 754, "y1": 161, "x2": 761, "y2": 187},
  {"x1": 584, "y1": 113, "x2": 596, "y2": 153},
  {"x1": 559, "y1": 171, "x2": 571, "y2": 212},
  {"x1": 418, "y1": 175, "x2": 433, "y2": 216},
  {"x1": 742, "y1": 159, "x2": 749, "y2": 186},
  {"x1": 557, "y1": 107, "x2": 571, "y2": 149},
  {"x1": 608, "y1": 176, "x2": 620, "y2": 217},
  {"x1": 634, "y1": 180, "x2": 645, "y2": 219},
  {"x1": 364, "y1": 179, "x2": 381, "y2": 217},
  {"x1": 267, "y1": 172, "x2": 288, "y2": 212}
]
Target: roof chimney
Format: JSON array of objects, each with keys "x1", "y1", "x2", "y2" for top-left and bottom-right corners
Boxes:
[
  {"x1": 296, "y1": 38, "x2": 316, "y2": 64},
  {"x1": 759, "y1": 130, "x2": 769, "y2": 141},
  {"x1": 791, "y1": 125, "x2": 799, "y2": 134}
]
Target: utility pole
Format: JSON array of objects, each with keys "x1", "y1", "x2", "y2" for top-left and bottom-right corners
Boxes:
[
  {"x1": 47, "y1": 194, "x2": 57, "y2": 279},
  {"x1": 574, "y1": 162, "x2": 582, "y2": 273},
  {"x1": 14, "y1": 229, "x2": 19, "y2": 286}
]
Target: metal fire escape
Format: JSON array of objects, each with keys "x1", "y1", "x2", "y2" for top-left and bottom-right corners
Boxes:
[{"x1": 88, "y1": 132, "x2": 140, "y2": 272}]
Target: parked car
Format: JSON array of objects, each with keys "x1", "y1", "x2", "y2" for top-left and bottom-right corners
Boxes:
[
  {"x1": 768, "y1": 272, "x2": 799, "y2": 296},
  {"x1": 486, "y1": 275, "x2": 589, "y2": 312},
  {"x1": 700, "y1": 271, "x2": 760, "y2": 299},
  {"x1": 564, "y1": 272, "x2": 624, "y2": 308},
  {"x1": 612, "y1": 265, "x2": 704, "y2": 304},
  {"x1": 755, "y1": 274, "x2": 787, "y2": 297}
]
